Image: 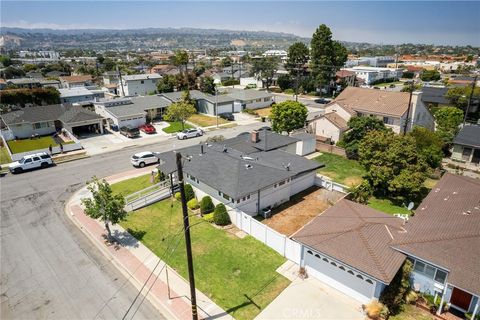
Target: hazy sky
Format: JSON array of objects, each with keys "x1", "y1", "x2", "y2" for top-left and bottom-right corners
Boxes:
[{"x1": 2, "y1": 1, "x2": 479, "y2": 46}]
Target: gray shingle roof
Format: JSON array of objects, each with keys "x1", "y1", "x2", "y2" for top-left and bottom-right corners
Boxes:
[
  {"x1": 224, "y1": 89, "x2": 272, "y2": 101},
  {"x1": 1, "y1": 104, "x2": 102, "y2": 125},
  {"x1": 222, "y1": 130, "x2": 299, "y2": 154},
  {"x1": 421, "y1": 87, "x2": 449, "y2": 105},
  {"x1": 293, "y1": 199, "x2": 407, "y2": 284},
  {"x1": 453, "y1": 124, "x2": 480, "y2": 148},
  {"x1": 104, "y1": 95, "x2": 171, "y2": 118},
  {"x1": 157, "y1": 134, "x2": 323, "y2": 199}
]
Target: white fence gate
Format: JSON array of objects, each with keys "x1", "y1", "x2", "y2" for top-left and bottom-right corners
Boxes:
[{"x1": 231, "y1": 209, "x2": 302, "y2": 264}]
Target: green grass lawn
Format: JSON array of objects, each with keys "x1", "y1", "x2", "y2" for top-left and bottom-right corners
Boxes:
[
  {"x1": 162, "y1": 121, "x2": 193, "y2": 134},
  {"x1": 111, "y1": 174, "x2": 153, "y2": 196},
  {"x1": 6, "y1": 136, "x2": 74, "y2": 154},
  {"x1": 0, "y1": 147, "x2": 12, "y2": 164},
  {"x1": 119, "y1": 198, "x2": 290, "y2": 320},
  {"x1": 188, "y1": 114, "x2": 227, "y2": 127},
  {"x1": 390, "y1": 304, "x2": 434, "y2": 320},
  {"x1": 367, "y1": 197, "x2": 413, "y2": 216},
  {"x1": 314, "y1": 153, "x2": 366, "y2": 187}
]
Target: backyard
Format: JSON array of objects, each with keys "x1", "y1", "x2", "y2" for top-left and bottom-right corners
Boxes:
[
  {"x1": 7, "y1": 136, "x2": 74, "y2": 154},
  {"x1": 161, "y1": 121, "x2": 193, "y2": 134},
  {"x1": 114, "y1": 178, "x2": 290, "y2": 320},
  {"x1": 188, "y1": 113, "x2": 228, "y2": 127},
  {"x1": 314, "y1": 153, "x2": 366, "y2": 187}
]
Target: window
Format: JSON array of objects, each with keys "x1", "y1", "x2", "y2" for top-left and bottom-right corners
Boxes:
[
  {"x1": 256, "y1": 98, "x2": 261, "y2": 102},
  {"x1": 425, "y1": 265, "x2": 436, "y2": 278},
  {"x1": 307, "y1": 250, "x2": 313, "y2": 255},
  {"x1": 356, "y1": 274, "x2": 364, "y2": 280},
  {"x1": 339, "y1": 266, "x2": 346, "y2": 271},
  {"x1": 330, "y1": 261, "x2": 337, "y2": 266},
  {"x1": 24, "y1": 158, "x2": 32, "y2": 163},
  {"x1": 264, "y1": 97, "x2": 270, "y2": 102},
  {"x1": 414, "y1": 261, "x2": 425, "y2": 273},
  {"x1": 278, "y1": 180, "x2": 286, "y2": 186},
  {"x1": 140, "y1": 80, "x2": 144, "y2": 84},
  {"x1": 462, "y1": 147, "x2": 472, "y2": 161},
  {"x1": 366, "y1": 279, "x2": 374, "y2": 284},
  {"x1": 322, "y1": 257, "x2": 328, "y2": 263},
  {"x1": 222, "y1": 194, "x2": 230, "y2": 201},
  {"x1": 236, "y1": 199, "x2": 240, "y2": 204},
  {"x1": 40, "y1": 155, "x2": 51, "y2": 159},
  {"x1": 347, "y1": 270, "x2": 354, "y2": 275},
  {"x1": 32, "y1": 157, "x2": 40, "y2": 161},
  {"x1": 315, "y1": 254, "x2": 321, "y2": 258},
  {"x1": 33, "y1": 122, "x2": 49, "y2": 129},
  {"x1": 383, "y1": 117, "x2": 394, "y2": 125},
  {"x1": 435, "y1": 270, "x2": 447, "y2": 284},
  {"x1": 247, "y1": 195, "x2": 250, "y2": 200}
]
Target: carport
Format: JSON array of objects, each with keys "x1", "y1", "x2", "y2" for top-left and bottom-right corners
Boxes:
[{"x1": 61, "y1": 112, "x2": 105, "y2": 137}]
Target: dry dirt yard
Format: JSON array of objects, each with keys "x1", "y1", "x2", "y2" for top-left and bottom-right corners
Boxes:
[{"x1": 262, "y1": 186, "x2": 344, "y2": 236}]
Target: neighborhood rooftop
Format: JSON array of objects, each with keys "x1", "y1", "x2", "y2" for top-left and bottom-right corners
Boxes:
[
  {"x1": 453, "y1": 124, "x2": 480, "y2": 148},
  {"x1": 121, "y1": 73, "x2": 162, "y2": 81},
  {"x1": 293, "y1": 199, "x2": 407, "y2": 284}
]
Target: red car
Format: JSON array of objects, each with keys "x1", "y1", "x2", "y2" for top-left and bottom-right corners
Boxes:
[{"x1": 139, "y1": 124, "x2": 156, "y2": 134}]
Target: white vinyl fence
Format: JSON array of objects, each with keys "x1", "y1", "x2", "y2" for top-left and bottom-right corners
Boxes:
[
  {"x1": 314, "y1": 174, "x2": 349, "y2": 194},
  {"x1": 229, "y1": 208, "x2": 302, "y2": 264}
]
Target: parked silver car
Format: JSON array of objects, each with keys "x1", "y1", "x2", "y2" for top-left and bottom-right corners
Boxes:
[
  {"x1": 130, "y1": 151, "x2": 159, "y2": 168},
  {"x1": 176, "y1": 128, "x2": 204, "y2": 140}
]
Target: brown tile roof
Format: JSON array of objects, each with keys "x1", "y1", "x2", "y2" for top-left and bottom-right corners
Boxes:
[
  {"x1": 393, "y1": 173, "x2": 480, "y2": 295},
  {"x1": 332, "y1": 87, "x2": 410, "y2": 117},
  {"x1": 293, "y1": 199, "x2": 407, "y2": 283},
  {"x1": 336, "y1": 70, "x2": 355, "y2": 78},
  {"x1": 324, "y1": 112, "x2": 348, "y2": 129},
  {"x1": 59, "y1": 75, "x2": 92, "y2": 83}
]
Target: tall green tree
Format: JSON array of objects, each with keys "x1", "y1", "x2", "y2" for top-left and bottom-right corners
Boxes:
[
  {"x1": 270, "y1": 101, "x2": 308, "y2": 133},
  {"x1": 434, "y1": 107, "x2": 464, "y2": 145},
  {"x1": 310, "y1": 24, "x2": 347, "y2": 93},
  {"x1": 252, "y1": 56, "x2": 279, "y2": 91},
  {"x1": 199, "y1": 76, "x2": 215, "y2": 95},
  {"x1": 174, "y1": 50, "x2": 189, "y2": 74},
  {"x1": 445, "y1": 86, "x2": 480, "y2": 113},
  {"x1": 407, "y1": 126, "x2": 444, "y2": 168},
  {"x1": 81, "y1": 177, "x2": 127, "y2": 241},
  {"x1": 286, "y1": 42, "x2": 309, "y2": 98},
  {"x1": 420, "y1": 69, "x2": 441, "y2": 81},
  {"x1": 163, "y1": 90, "x2": 197, "y2": 130},
  {"x1": 338, "y1": 116, "x2": 387, "y2": 159},
  {"x1": 358, "y1": 130, "x2": 429, "y2": 202},
  {"x1": 157, "y1": 74, "x2": 177, "y2": 93}
]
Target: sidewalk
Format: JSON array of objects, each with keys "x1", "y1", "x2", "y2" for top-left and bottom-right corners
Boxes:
[{"x1": 66, "y1": 167, "x2": 232, "y2": 320}]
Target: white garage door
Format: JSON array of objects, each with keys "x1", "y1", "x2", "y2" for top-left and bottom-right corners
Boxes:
[
  {"x1": 217, "y1": 103, "x2": 233, "y2": 114},
  {"x1": 304, "y1": 249, "x2": 375, "y2": 303},
  {"x1": 233, "y1": 102, "x2": 242, "y2": 113},
  {"x1": 119, "y1": 117, "x2": 145, "y2": 128}
]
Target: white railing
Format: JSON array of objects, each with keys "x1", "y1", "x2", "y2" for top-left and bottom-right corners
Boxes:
[{"x1": 124, "y1": 180, "x2": 172, "y2": 211}]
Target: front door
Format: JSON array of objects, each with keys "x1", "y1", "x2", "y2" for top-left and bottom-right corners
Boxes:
[
  {"x1": 472, "y1": 149, "x2": 480, "y2": 164},
  {"x1": 450, "y1": 287, "x2": 472, "y2": 311}
]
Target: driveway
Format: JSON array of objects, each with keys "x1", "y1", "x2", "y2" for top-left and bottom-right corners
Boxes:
[{"x1": 256, "y1": 263, "x2": 364, "y2": 320}]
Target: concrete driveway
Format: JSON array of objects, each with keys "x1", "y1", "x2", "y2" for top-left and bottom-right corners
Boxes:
[{"x1": 256, "y1": 263, "x2": 364, "y2": 320}]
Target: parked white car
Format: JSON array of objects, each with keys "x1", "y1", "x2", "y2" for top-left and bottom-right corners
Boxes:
[
  {"x1": 130, "y1": 151, "x2": 159, "y2": 168},
  {"x1": 9, "y1": 152, "x2": 54, "y2": 174},
  {"x1": 176, "y1": 128, "x2": 204, "y2": 140}
]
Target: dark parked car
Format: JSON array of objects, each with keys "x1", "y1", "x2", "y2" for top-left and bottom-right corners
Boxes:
[
  {"x1": 120, "y1": 125, "x2": 140, "y2": 138},
  {"x1": 219, "y1": 112, "x2": 235, "y2": 121},
  {"x1": 314, "y1": 98, "x2": 331, "y2": 104}
]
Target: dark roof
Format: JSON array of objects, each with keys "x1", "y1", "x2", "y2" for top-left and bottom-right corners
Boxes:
[
  {"x1": 157, "y1": 135, "x2": 323, "y2": 199},
  {"x1": 421, "y1": 87, "x2": 449, "y2": 105},
  {"x1": 453, "y1": 124, "x2": 480, "y2": 148},
  {"x1": 222, "y1": 130, "x2": 299, "y2": 154},
  {"x1": 1, "y1": 104, "x2": 102, "y2": 125},
  {"x1": 392, "y1": 173, "x2": 480, "y2": 295},
  {"x1": 104, "y1": 96, "x2": 171, "y2": 118},
  {"x1": 293, "y1": 199, "x2": 407, "y2": 284}
]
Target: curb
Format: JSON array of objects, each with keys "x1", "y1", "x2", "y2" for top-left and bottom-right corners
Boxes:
[{"x1": 65, "y1": 187, "x2": 180, "y2": 320}]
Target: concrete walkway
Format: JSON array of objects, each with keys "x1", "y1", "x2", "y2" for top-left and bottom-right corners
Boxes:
[
  {"x1": 256, "y1": 261, "x2": 364, "y2": 320},
  {"x1": 65, "y1": 167, "x2": 232, "y2": 320}
]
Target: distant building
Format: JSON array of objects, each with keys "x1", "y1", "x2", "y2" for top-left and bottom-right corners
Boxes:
[
  {"x1": 59, "y1": 75, "x2": 94, "y2": 89},
  {"x1": 6, "y1": 78, "x2": 60, "y2": 89},
  {"x1": 59, "y1": 87, "x2": 105, "y2": 105},
  {"x1": 342, "y1": 67, "x2": 403, "y2": 85},
  {"x1": 451, "y1": 124, "x2": 480, "y2": 165},
  {"x1": 118, "y1": 73, "x2": 162, "y2": 96},
  {"x1": 346, "y1": 56, "x2": 395, "y2": 68}
]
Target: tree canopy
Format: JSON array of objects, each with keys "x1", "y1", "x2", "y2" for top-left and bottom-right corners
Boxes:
[
  {"x1": 358, "y1": 130, "x2": 429, "y2": 202},
  {"x1": 252, "y1": 56, "x2": 279, "y2": 91},
  {"x1": 420, "y1": 69, "x2": 441, "y2": 82},
  {"x1": 434, "y1": 106, "x2": 464, "y2": 144},
  {"x1": 163, "y1": 90, "x2": 197, "y2": 130},
  {"x1": 407, "y1": 126, "x2": 444, "y2": 168},
  {"x1": 338, "y1": 116, "x2": 387, "y2": 159},
  {"x1": 270, "y1": 101, "x2": 308, "y2": 133},
  {"x1": 81, "y1": 177, "x2": 127, "y2": 241}
]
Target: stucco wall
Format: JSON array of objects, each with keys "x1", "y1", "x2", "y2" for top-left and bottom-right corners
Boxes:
[{"x1": 9, "y1": 122, "x2": 56, "y2": 139}]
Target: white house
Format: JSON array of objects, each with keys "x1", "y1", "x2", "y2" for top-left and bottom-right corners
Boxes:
[
  {"x1": 342, "y1": 67, "x2": 403, "y2": 85},
  {"x1": 118, "y1": 73, "x2": 162, "y2": 96},
  {"x1": 59, "y1": 75, "x2": 93, "y2": 89},
  {"x1": 59, "y1": 87, "x2": 105, "y2": 105}
]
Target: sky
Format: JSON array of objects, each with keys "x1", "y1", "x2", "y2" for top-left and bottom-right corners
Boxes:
[{"x1": 1, "y1": 1, "x2": 479, "y2": 46}]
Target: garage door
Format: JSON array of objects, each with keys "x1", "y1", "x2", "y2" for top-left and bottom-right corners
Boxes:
[
  {"x1": 304, "y1": 249, "x2": 375, "y2": 303},
  {"x1": 233, "y1": 102, "x2": 242, "y2": 113},
  {"x1": 217, "y1": 103, "x2": 233, "y2": 114}
]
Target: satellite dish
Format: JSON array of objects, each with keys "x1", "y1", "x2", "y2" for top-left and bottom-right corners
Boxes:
[{"x1": 407, "y1": 202, "x2": 414, "y2": 211}]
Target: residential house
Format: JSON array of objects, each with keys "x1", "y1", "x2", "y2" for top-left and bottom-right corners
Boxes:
[
  {"x1": 224, "y1": 88, "x2": 273, "y2": 110},
  {"x1": 293, "y1": 173, "x2": 480, "y2": 319},
  {"x1": 150, "y1": 65, "x2": 179, "y2": 76},
  {"x1": 308, "y1": 112, "x2": 349, "y2": 143},
  {"x1": 342, "y1": 67, "x2": 403, "y2": 85},
  {"x1": 6, "y1": 78, "x2": 60, "y2": 89},
  {"x1": 94, "y1": 95, "x2": 171, "y2": 129},
  {"x1": 118, "y1": 73, "x2": 162, "y2": 96},
  {"x1": 0, "y1": 78, "x2": 6, "y2": 90},
  {"x1": 59, "y1": 75, "x2": 93, "y2": 89},
  {"x1": 451, "y1": 124, "x2": 480, "y2": 165},
  {"x1": 335, "y1": 70, "x2": 356, "y2": 87},
  {"x1": 59, "y1": 87, "x2": 105, "y2": 105},
  {"x1": 102, "y1": 71, "x2": 120, "y2": 85},
  {"x1": 309, "y1": 87, "x2": 434, "y2": 139},
  {"x1": 0, "y1": 104, "x2": 104, "y2": 139},
  {"x1": 157, "y1": 130, "x2": 323, "y2": 215}
]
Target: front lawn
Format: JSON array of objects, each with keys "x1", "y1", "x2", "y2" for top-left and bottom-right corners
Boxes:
[
  {"x1": 314, "y1": 153, "x2": 366, "y2": 187},
  {"x1": 390, "y1": 304, "x2": 434, "y2": 320},
  {"x1": 119, "y1": 198, "x2": 290, "y2": 320},
  {"x1": 111, "y1": 174, "x2": 153, "y2": 196},
  {"x1": 367, "y1": 197, "x2": 413, "y2": 216},
  {"x1": 255, "y1": 107, "x2": 272, "y2": 118},
  {"x1": 162, "y1": 121, "x2": 193, "y2": 134},
  {"x1": 0, "y1": 147, "x2": 12, "y2": 164},
  {"x1": 7, "y1": 136, "x2": 58, "y2": 154},
  {"x1": 188, "y1": 114, "x2": 227, "y2": 127}
]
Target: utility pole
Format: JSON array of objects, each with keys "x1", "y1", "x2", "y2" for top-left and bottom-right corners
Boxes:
[
  {"x1": 463, "y1": 75, "x2": 477, "y2": 125},
  {"x1": 175, "y1": 152, "x2": 198, "y2": 320},
  {"x1": 117, "y1": 65, "x2": 125, "y2": 97},
  {"x1": 403, "y1": 81, "x2": 414, "y2": 135}
]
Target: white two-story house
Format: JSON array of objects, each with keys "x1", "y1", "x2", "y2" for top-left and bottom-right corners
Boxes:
[{"x1": 118, "y1": 74, "x2": 162, "y2": 96}]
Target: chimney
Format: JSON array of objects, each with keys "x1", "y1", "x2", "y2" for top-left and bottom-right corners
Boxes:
[{"x1": 251, "y1": 130, "x2": 259, "y2": 143}]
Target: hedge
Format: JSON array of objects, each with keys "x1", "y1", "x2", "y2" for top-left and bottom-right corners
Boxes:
[
  {"x1": 213, "y1": 203, "x2": 230, "y2": 226},
  {"x1": 200, "y1": 196, "x2": 215, "y2": 215}
]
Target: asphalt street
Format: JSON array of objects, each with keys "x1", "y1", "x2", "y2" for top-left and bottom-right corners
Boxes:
[{"x1": 0, "y1": 122, "x2": 264, "y2": 320}]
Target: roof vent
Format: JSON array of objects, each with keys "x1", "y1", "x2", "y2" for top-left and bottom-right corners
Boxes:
[
  {"x1": 245, "y1": 164, "x2": 253, "y2": 169},
  {"x1": 223, "y1": 145, "x2": 228, "y2": 153},
  {"x1": 242, "y1": 156, "x2": 254, "y2": 161}
]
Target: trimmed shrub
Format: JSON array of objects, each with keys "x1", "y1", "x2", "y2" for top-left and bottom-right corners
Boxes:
[
  {"x1": 364, "y1": 300, "x2": 389, "y2": 320},
  {"x1": 200, "y1": 196, "x2": 215, "y2": 215},
  {"x1": 380, "y1": 260, "x2": 413, "y2": 315},
  {"x1": 213, "y1": 203, "x2": 230, "y2": 226},
  {"x1": 283, "y1": 88, "x2": 295, "y2": 94},
  {"x1": 405, "y1": 290, "x2": 418, "y2": 305},
  {"x1": 184, "y1": 184, "x2": 195, "y2": 201},
  {"x1": 203, "y1": 213, "x2": 214, "y2": 223},
  {"x1": 174, "y1": 192, "x2": 181, "y2": 200},
  {"x1": 187, "y1": 198, "x2": 199, "y2": 210}
]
